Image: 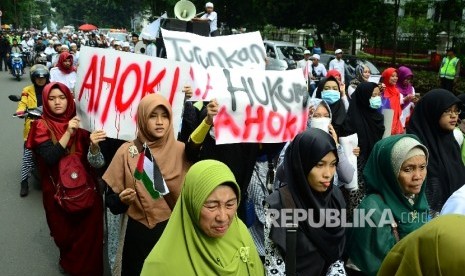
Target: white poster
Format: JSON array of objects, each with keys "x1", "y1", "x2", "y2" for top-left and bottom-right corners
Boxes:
[
  {"x1": 75, "y1": 46, "x2": 190, "y2": 141},
  {"x1": 162, "y1": 28, "x2": 267, "y2": 70}
]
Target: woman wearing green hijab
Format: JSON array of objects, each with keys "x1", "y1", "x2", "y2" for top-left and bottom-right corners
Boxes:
[
  {"x1": 346, "y1": 134, "x2": 430, "y2": 275},
  {"x1": 141, "y1": 160, "x2": 264, "y2": 276},
  {"x1": 379, "y1": 214, "x2": 465, "y2": 275}
]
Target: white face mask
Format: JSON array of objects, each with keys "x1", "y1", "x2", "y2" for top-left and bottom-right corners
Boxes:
[{"x1": 309, "y1": 117, "x2": 331, "y2": 133}]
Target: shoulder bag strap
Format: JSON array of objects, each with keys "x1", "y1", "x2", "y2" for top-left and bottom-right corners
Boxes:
[
  {"x1": 41, "y1": 119, "x2": 57, "y2": 144},
  {"x1": 132, "y1": 138, "x2": 144, "y2": 153},
  {"x1": 42, "y1": 119, "x2": 78, "y2": 154}
]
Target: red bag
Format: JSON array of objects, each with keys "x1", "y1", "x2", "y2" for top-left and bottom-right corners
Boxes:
[
  {"x1": 44, "y1": 120, "x2": 96, "y2": 213},
  {"x1": 52, "y1": 153, "x2": 95, "y2": 213}
]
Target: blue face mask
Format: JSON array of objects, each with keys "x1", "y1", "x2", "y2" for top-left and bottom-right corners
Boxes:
[
  {"x1": 321, "y1": 90, "x2": 341, "y2": 105},
  {"x1": 369, "y1": 96, "x2": 382, "y2": 109}
]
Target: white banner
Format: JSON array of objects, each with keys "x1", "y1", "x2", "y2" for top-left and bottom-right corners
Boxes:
[
  {"x1": 208, "y1": 68, "x2": 309, "y2": 144},
  {"x1": 162, "y1": 29, "x2": 267, "y2": 70},
  {"x1": 75, "y1": 46, "x2": 190, "y2": 141}
]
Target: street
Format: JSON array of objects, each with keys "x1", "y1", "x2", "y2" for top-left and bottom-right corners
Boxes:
[{"x1": 0, "y1": 68, "x2": 61, "y2": 276}]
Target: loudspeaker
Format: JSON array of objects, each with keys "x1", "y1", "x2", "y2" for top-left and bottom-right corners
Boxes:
[
  {"x1": 161, "y1": 19, "x2": 187, "y2": 32},
  {"x1": 187, "y1": 21, "x2": 210, "y2": 37},
  {"x1": 174, "y1": 0, "x2": 197, "y2": 21}
]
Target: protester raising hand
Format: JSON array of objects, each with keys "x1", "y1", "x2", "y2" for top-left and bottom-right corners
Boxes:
[
  {"x1": 329, "y1": 124, "x2": 339, "y2": 146},
  {"x1": 182, "y1": 85, "x2": 193, "y2": 100},
  {"x1": 90, "y1": 130, "x2": 107, "y2": 154},
  {"x1": 67, "y1": 116, "x2": 80, "y2": 135},
  {"x1": 58, "y1": 116, "x2": 80, "y2": 149},
  {"x1": 205, "y1": 99, "x2": 219, "y2": 125}
]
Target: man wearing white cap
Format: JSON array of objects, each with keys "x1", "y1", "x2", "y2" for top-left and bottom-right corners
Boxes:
[
  {"x1": 310, "y1": 54, "x2": 327, "y2": 90},
  {"x1": 192, "y1": 2, "x2": 218, "y2": 36},
  {"x1": 121, "y1": 41, "x2": 131, "y2": 52},
  {"x1": 70, "y1": 42, "x2": 80, "y2": 66},
  {"x1": 329, "y1": 49, "x2": 345, "y2": 83},
  {"x1": 297, "y1": 50, "x2": 314, "y2": 89},
  {"x1": 141, "y1": 32, "x2": 157, "y2": 57}
]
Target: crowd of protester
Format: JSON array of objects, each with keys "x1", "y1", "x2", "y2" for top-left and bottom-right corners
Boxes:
[{"x1": 6, "y1": 19, "x2": 465, "y2": 276}]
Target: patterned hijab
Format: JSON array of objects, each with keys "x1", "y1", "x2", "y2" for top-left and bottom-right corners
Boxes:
[{"x1": 363, "y1": 134, "x2": 429, "y2": 238}]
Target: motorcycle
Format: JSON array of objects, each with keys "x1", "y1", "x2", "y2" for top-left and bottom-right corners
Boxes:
[
  {"x1": 9, "y1": 95, "x2": 43, "y2": 119},
  {"x1": 10, "y1": 53, "x2": 24, "y2": 81},
  {"x1": 9, "y1": 94, "x2": 42, "y2": 188},
  {"x1": 22, "y1": 47, "x2": 34, "y2": 67},
  {"x1": 34, "y1": 51, "x2": 48, "y2": 66}
]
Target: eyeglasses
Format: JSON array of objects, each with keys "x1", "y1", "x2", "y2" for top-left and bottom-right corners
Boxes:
[{"x1": 443, "y1": 109, "x2": 462, "y2": 116}]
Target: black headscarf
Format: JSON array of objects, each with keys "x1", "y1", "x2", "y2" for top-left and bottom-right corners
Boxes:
[
  {"x1": 343, "y1": 82, "x2": 385, "y2": 161},
  {"x1": 406, "y1": 89, "x2": 465, "y2": 212},
  {"x1": 457, "y1": 94, "x2": 465, "y2": 120},
  {"x1": 282, "y1": 129, "x2": 346, "y2": 262},
  {"x1": 315, "y1": 76, "x2": 346, "y2": 136},
  {"x1": 33, "y1": 81, "x2": 48, "y2": 107}
]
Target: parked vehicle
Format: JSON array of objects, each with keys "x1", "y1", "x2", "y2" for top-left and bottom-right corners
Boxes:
[
  {"x1": 319, "y1": 53, "x2": 381, "y2": 86},
  {"x1": 264, "y1": 40, "x2": 306, "y2": 71},
  {"x1": 107, "y1": 32, "x2": 129, "y2": 43}
]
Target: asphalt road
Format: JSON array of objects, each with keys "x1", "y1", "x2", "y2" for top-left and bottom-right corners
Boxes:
[{"x1": 0, "y1": 68, "x2": 61, "y2": 276}]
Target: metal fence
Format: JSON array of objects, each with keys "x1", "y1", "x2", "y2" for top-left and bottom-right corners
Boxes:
[{"x1": 262, "y1": 30, "x2": 465, "y2": 58}]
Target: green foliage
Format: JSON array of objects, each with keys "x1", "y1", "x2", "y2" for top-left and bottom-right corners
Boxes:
[{"x1": 0, "y1": 0, "x2": 52, "y2": 29}]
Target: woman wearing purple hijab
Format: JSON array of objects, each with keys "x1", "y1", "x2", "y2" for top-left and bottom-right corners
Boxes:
[{"x1": 397, "y1": 66, "x2": 419, "y2": 127}]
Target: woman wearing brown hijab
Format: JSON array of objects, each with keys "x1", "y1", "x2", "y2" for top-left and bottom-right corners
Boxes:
[{"x1": 103, "y1": 93, "x2": 190, "y2": 276}]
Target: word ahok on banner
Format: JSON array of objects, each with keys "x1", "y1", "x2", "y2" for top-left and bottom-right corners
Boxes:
[
  {"x1": 214, "y1": 68, "x2": 309, "y2": 144},
  {"x1": 77, "y1": 54, "x2": 181, "y2": 126}
]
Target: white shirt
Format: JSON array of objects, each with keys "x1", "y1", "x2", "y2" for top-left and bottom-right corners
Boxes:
[
  {"x1": 310, "y1": 63, "x2": 327, "y2": 84},
  {"x1": 297, "y1": 59, "x2": 312, "y2": 80},
  {"x1": 20, "y1": 40, "x2": 29, "y2": 49},
  {"x1": 27, "y1": 38, "x2": 35, "y2": 47},
  {"x1": 329, "y1": 58, "x2": 345, "y2": 82},
  {"x1": 72, "y1": 51, "x2": 80, "y2": 66},
  {"x1": 44, "y1": 46, "x2": 56, "y2": 56},
  {"x1": 146, "y1": 43, "x2": 157, "y2": 57},
  {"x1": 201, "y1": 11, "x2": 218, "y2": 33},
  {"x1": 441, "y1": 185, "x2": 465, "y2": 215},
  {"x1": 50, "y1": 67, "x2": 77, "y2": 91}
]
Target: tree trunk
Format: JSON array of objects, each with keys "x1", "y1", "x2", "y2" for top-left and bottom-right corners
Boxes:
[
  {"x1": 392, "y1": 0, "x2": 400, "y2": 66},
  {"x1": 316, "y1": 31, "x2": 325, "y2": 53},
  {"x1": 351, "y1": 29, "x2": 356, "y2": 55}
]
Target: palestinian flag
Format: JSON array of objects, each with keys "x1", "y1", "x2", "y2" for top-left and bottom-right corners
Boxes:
[{"x1": 134, "y1": 145, "x2": 168, "y2": 199}]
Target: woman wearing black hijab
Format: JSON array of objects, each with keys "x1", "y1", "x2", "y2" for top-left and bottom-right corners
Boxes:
[
  {"x1": 407, "y1": 89, "x2": 465, "y2": 216},
  {"x1": 315, "y1": 76, "x2": 347, "y2": 136},
  {"x1": 343, "y1": 82, "x2": 385, "y2": 161},
  {"x1": 341, "y1": 82, "x2": 385, "y2": 218},
  {"x1": 265, "y1": 129, "x2": 346, "y2": 275}
]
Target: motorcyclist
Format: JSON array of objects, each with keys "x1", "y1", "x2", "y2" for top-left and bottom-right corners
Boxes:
[
  {"x1": 7, "y1": 38, "x2": 25, "y2": 74},
  {"x1": 34, "y1": 36, "x2": 46, "y2": 53},
  {"x1": 15, "y1": 64, "x2": 50, "y2": 197}
]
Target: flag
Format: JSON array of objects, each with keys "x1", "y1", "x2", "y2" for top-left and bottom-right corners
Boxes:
[
  {"x1": 134, "y1": 145, "x2": 169, "y2": 199},
  {"x1": 141, "y1": 12, "x2": 167, "y2": 40}
]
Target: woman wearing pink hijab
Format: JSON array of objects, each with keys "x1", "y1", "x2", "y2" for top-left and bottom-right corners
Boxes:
[{"x1": 396, "y1": 66, "x2": 419, "y2": 127}]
